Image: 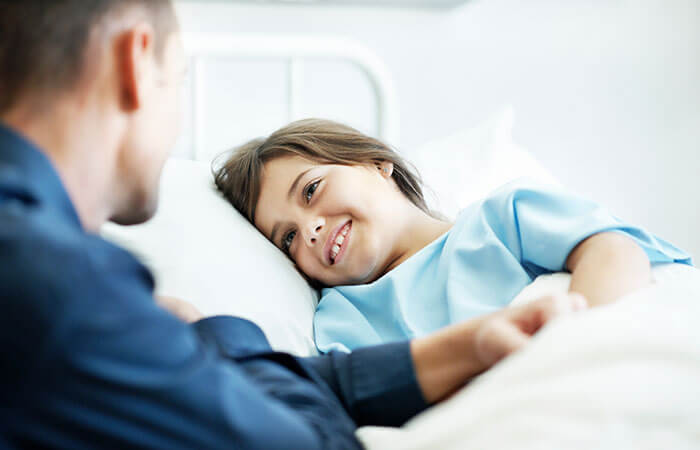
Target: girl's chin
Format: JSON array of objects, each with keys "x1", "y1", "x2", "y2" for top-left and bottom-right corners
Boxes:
[{"x1": 321, "y1": 260, "x2": 377, "y2": 287}]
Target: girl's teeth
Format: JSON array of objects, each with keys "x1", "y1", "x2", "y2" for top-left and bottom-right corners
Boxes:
[{"x1": 331, "y1": 223, "x2": 350, "y2": 263}]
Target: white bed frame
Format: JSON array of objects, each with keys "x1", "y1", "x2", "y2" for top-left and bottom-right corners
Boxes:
[{"x1": 182, "y1": 33, "x2": 400, "y2": 161}]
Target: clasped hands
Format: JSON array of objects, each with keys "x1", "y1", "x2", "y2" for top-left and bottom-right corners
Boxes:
[{"x1": 411, "y1": 292, "x2": 587, "y2": 403}]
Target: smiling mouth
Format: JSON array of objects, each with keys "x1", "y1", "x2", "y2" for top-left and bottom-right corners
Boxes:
[{"x1": 329, "y1": 221, "x2": 352, "y2": 265}]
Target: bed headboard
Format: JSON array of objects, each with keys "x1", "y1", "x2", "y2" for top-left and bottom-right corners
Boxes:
[{"x1": 176, "y1": 33, "x2": 400, "y2": 162}]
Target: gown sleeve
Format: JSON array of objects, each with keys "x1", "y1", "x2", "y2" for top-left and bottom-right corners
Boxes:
[{"x1": 478, "y1": 178, "x2": 692, "y2": 275}]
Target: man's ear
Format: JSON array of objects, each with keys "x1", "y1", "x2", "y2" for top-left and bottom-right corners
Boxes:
[{"x1": 117, "y1": 23, "x2": 156, "y2": 111}]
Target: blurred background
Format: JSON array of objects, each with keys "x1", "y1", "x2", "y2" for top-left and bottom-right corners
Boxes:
[{"x1": 173, "y1": 0, "x2": 700, "y2": 260}]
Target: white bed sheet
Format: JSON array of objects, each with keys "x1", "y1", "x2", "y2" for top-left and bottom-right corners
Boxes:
[{"x1": 358, "y1": 263, "x2": 700, "y2": 450}]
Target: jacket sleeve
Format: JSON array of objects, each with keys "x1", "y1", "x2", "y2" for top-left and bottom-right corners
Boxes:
[
  {"x1": 301, "y1": 342, "x2": 429, "y2": 427},
  {"x1": 193, "y1": 316, "x2": 429, "y2": 428}
]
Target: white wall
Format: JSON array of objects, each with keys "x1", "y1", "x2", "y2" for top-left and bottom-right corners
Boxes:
[{"x1": 176, "y1": 0, "x2": 700, "y2": 260}]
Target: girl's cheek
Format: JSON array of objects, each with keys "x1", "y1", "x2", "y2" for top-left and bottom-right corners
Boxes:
[{"x1": 299, "y1": 255, "x2": 320, "y2": 279}]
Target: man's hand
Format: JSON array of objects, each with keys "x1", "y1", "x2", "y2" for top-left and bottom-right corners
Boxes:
[
  {"x1": 474, "y1": 293, "x2": 587, "y2": 366},
  {"x1": 411, "y1": 293, "x2": 588, "y2": 404},
  {"x1": 156, "y1": 295, "x2": 204, "y2": 323}
]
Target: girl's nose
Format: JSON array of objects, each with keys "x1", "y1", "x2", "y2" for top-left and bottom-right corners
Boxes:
[{"x1": 305, "y1": 217, "x2": 324, "y2": 246}]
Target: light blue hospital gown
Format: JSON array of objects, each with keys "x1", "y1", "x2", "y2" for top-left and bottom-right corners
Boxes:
[{"x1": 314, "y1": 180, "x2": 693, "y2": 353}]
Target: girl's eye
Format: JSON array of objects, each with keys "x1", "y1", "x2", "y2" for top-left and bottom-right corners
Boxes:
[
  {"x1": 282, "y1": 230, "x2": 296, "y2": 254},
  {"x1": 304, "y1": 180, "x2": 320, "y2": 203}
]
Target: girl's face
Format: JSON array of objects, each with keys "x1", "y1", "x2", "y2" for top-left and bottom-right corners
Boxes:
[{"x1": 254, "y1": 155, "x2": 410, "y2": 287}]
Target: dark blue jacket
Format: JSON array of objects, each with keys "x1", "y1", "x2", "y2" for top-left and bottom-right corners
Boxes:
[{"x1": 0, "y1": 123, "x2": 427, "y2": 449}]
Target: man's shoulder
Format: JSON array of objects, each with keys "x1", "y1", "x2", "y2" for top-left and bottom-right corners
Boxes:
[{"x1": 4, "y1": 205, "x2": 133, "y2": 266}]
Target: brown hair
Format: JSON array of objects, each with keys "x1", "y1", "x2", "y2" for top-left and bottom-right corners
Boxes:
[
  {"x1": 214, "y1": 118, "x2": 435, "y2": 226},
  {"x1": 0, "y1": 0, "x2": 177, "y2": 114}
]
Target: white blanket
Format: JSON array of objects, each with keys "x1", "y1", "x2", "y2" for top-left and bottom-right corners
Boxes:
[{"x1": 358, "y1": 264, "x2": 700, "y2": 450}]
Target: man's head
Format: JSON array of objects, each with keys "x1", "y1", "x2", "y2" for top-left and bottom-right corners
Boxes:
[{"x1": 0, "y1": 0, "x2": 184, "y2": 227}]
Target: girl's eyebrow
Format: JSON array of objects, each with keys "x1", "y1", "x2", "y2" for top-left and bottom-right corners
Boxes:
[{"x1": 287, "y1": 168, "x2": 313, "y2": 200}]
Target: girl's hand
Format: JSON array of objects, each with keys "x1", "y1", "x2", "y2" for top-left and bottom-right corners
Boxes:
[{"x1": 156, "y1": 295, "x2": 205, "y2": 323}]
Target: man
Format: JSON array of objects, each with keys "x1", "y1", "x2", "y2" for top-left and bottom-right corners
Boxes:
[{"x1": 0, "y1": 1, "x2": 586, "y2": 448}]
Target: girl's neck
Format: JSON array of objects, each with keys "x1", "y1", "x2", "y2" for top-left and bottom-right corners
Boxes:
[{"x1": 383, "y1": 209, "x2": 453, "y2": 275}]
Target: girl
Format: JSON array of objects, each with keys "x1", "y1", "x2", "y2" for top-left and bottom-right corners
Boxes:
[{"x1": 215, "y1": 119, "x2": 691, "y2": 353}]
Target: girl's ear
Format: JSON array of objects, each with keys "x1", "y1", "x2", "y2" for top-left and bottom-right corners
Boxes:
[{"x1": 376, "y1": 161, "x2": 394, "y2": 179}]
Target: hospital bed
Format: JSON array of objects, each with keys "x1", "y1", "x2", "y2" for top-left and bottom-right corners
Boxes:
[{"x1": 102, "y1": 33, "x2": 700, "y2": 450}]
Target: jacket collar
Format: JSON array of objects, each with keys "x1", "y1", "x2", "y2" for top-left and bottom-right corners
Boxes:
[{"x1": 0, "y1": 122, "x2": 83, "y2": 230}]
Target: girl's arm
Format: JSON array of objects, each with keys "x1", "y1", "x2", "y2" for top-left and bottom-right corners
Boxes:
[{"x1": 566, "y1": 231, "x2": 651, "y2": 307}]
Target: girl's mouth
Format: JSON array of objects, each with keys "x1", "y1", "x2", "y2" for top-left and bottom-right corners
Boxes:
[{"x1": 328, "y1": 221, "x2": 352, "y2": 265}]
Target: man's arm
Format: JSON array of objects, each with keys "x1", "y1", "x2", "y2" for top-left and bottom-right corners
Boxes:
[
  {"x1": 301, "y1": 293, "x2": 588, "y2": 424},
  {"x1": 8, "y1": 247, "x2": 362, "y2": 450},
  {"x1": 302, "y1": 342, "x2": 427, "y2": 427},
  {"x1": 161, "y1": 287, "x2": 587, "y2": 430}
]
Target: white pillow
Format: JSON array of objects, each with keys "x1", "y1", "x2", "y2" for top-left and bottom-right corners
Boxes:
[
  {"x1": 408, "y1": 106, "x2": 560, "y2": 219},
  {"x1": 101, "y1": 158, "x2": 319, "y2": 356}
]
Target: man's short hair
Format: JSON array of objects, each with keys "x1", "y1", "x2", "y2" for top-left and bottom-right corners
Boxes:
[{"x1": 0, "y1": 0, "x2": 177, "y2": 114}]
